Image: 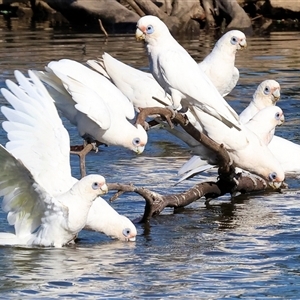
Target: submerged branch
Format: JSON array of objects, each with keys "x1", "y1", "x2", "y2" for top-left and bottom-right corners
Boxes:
[{"x1": 107, "y1": 171, "x2": 272, "y2": 223}]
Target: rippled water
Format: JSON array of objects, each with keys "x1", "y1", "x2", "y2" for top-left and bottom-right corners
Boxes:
[{"x1": 0, "y1": 16, "x2": 300, "y2": 299}]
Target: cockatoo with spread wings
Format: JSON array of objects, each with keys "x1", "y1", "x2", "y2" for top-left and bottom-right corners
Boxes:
[
  {"x1": 0, "y1": 71, "x2": 108, "y2": 247},
  {"x1": 0, "y1": 71, "x2": 137, "y2": 246},
  {"x1": 36, "y1": 59, "x2": 148, "y2": 155}
]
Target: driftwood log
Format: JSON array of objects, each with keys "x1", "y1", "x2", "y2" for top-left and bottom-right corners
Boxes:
[
  {"x1": 107, "y1": 107, "x2": 283, "y2": 223},
  {"x1": 2, "y1": 0, "x2": 299, "y2": 34}
]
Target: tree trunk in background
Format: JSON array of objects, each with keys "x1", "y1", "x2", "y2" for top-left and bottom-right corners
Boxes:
[
  {"x1": 202, "y1": 0, "x2": 217, "y2": 29},
  {"x1": 216, "y1": 0, "x2": 253, "y2": 33},
  {"x1": 1, "y1": 0, "x2": 299, "y2": 34}
]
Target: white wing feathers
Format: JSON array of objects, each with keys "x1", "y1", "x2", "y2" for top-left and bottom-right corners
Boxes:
[
  {"x1": 48, "y1": 59, "x2": 136, "y2": 121},
  {"x1": 136, "y1": 16, "x2": 241, "y2": 130},
  {"x1": 51, "y1": 71, "x2": 111, "y2": 130},
  {"x1": 87, "y1": 53, "x2": 172, "y2": 109},
  {"x1": 0, "y1": 144, "x2": 62, "y2": 239},
  {"x1": 1, "y1": 71, "x2": 73, "y2": 195}
]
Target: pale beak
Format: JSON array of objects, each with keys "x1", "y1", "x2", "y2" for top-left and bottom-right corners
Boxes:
[
  {"x1": 100, "y1": 183, "x2": 109, "y2": 194},
  {"x1": 272, "y1": 89, "x2": 280, "y2": 102},
  {"x1": 268, "y1": 181, "x2": 283, "y2": 189},
  {"x1": 279, "y1": 114, "x2": 285, "y2": 126},
  {"x1": 239, "y1": 39, "x2": 247, "y2": 49},
  {"x1": 128, "y1": 236, "x2": 136, "y2": 242},
  {"x1": 135, "y1": 145, "x2": 145, "y2": 154},
  {"x1": 135, "y1": 27, "x2": 145, "y2": 41}
]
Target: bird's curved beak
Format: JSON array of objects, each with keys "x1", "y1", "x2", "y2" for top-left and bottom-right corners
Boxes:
[
  {"x1": 278, "y1": 114, "x2": 285, "y2": 126},
  {"x1": 135, "y1": 145, "x2": 145, "y2": 154},
  {"x1": 268, "y1": 181, "x2": 283, "y2": 190},
  {"x1": 128, "y1": 236, "x2": 136, "y2": 242},
  {"x1": 100, "y1": 183, "x2": 109, "y2": 194},
  {"x1": 239, "y1": 39, "x2": 247, "y2": 50},
  {"x1": 272, "y1": 89, "x2": 280, "y2": 103},
  {"x1": 136, "y1": 27, "x2": 145, "y2": 41}
]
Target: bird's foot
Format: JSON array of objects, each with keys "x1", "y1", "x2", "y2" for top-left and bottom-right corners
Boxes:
[{"x1": 70, "y1": 143, "x2": 96, "y2": 178}]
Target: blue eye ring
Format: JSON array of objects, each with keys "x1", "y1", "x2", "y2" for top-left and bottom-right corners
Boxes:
[
  {"x1": 146, "y1": 25, "x2": 154, "y2": 34},
  {"x1": 92, "y1": 182, "x2": 99, "y2": 190},
  {"x1": 122, "y1": 228, "x2": 131, "y2": 237},
  {"x1": 264, "y1": 86, "x2": 270, "y2": 95},
  {"x1": 230, "y1": 36, "x2": 238, "y2": 45},
  {"x1": 269, "y1": 172, "x2": 277, "y2": 181},
  {"x1": 132, "y1": 137, "x2": 141, "y2": 146}
]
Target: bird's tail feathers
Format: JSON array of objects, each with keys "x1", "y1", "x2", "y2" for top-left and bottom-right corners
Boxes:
[
  {"x1": 175, "y1": 164, "x2": 214, "y2": 185},
  {"x1": 197, "y1": 102, "x2": 241, "y2": 131},
  {"x1": 86, "y1": 59, "x2": 111, "y2": 81}
]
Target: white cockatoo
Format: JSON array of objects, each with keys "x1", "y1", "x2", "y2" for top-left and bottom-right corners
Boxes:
[
  {"x1": 134, "y1": 15, "x2": 284, "y2": 185},
  {"x1": 35, "y1": 59, "x2": 148, "y2": 155},
  {"x1": 87, "y1": 53, "x2": 203, "y2": 132},
  {"x1": 87, "y1": 53, "x2": 172, "y2": 111},
  {"x1": 178, "y1": 105, "x2": 285, "y2": 186},
  {"x1": 240, "y1": 79, "x2": 300, "y2": 173},
  {"x1": 177, "y1": 105, "x2": 285, "y2": 183},
  {"x1": 198, "y1": 30, "x2": 247, "y2": 97},
  {"x1": 0, "y1": 70, "x2": 137, "y2": 246},
  {"x1": 177, "y1": 81, "x2": 282, "y2": 183},
  {"x1": 135, "y1": 15, "x2": 240, "y2": 129},
  {"x1": 239, "y1": 80, "x2": 281, "y2": 123}
]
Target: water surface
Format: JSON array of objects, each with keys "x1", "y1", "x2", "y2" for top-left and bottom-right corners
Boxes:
[{"x1": 0, "y1": 16, "x2": 300, "y2": 299}]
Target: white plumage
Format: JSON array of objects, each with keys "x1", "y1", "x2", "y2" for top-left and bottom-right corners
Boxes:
[
  {"x1": 198, "y1": 30, "x2": 247, "y2": 97},
  {"x1": 191, "y1": 105, "x2": 285, "y2": 184},
  {"x1": 135, "y1": 15, "x2": 240, "y2": 129},
  {"x1": 0, "y1": 71, "x2": 137, "y2": 246},
  {"x1": 0, "y1": 72, "x2": 108, "y2": 247},
  {"x1": 177, "y1": 80, "x2": 282, "y2": 183},
  {"x1": 134, "y1": 15, "x2": 284, "y2": 185},
  {"x1": 177, "y1": 105, "x2": 285, "y2": 184},
  {"x1": 36, "y1": 59, "x2": 148, "y2": 154},
  {"x1": 268, "y1": 136, "x2": 300, "y2": 174},
  {"x1": 240, "y1": 79, "x2": 300, "y2": 173},
  {"x1": 87, "y1": 53, "x2": 172, "y2": 111},
  {"x1": 239, "y1": 79, "x2": 281, "y2": 123}
]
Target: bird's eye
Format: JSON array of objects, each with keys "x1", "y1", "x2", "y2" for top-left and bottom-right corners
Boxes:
[
  {"x1": 264, "y1": 86, "x2": 270, "y2": 95},
  {"x1": 132, "y1": 137, "x2": 141, "y2": 146},
  {"x1": 122, "y1": 228, "x2": 131, "y2": 237},
  {"x1": 230, "y1": 36, "x2": 238, "y2": 45},
  {"x1": 269, "y1": 172, "x2": 277, "y2": 181},
  {"x1": 275, "y1": 112, "x2": 281, "y2": 120},
  {"x1": 146, "y1": 25, "x2": 154, "y2": 34},
  {"x1": 92, "y1": 182, "x2": 99, "y2": 190}
]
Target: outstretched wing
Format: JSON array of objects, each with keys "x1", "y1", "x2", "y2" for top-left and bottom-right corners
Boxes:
[
  {"x1": 48, "y1": 59, "x2": 136, "y2": 121},
  {"x1": 1, "y1": 71, "x2": 73, "y2": 195},
  {"x1": 0, "y1": 145, "x2": 64, "y2": 238}
]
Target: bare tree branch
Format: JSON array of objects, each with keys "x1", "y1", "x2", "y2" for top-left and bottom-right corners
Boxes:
[
  {"x1": 136, "y1": 106, "x2": 232, "y2": 173},
  {"x1": 107, "y1": 171, "x2": 273, "y2": 223},
  {"x1": 96, "y1": 105, "x2": 286, "y2": 223}
]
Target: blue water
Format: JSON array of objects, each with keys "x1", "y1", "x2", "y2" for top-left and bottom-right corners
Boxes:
[{"x1": 0, "y1": 16, "x2": 300, "y2": 299}]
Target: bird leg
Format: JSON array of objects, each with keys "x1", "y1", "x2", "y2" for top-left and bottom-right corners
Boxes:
[
  {"x1": 70, "y1": 144, "x2": 94, "y2": 178},
  {"x1": 70, "y1": 135, "x2": 103, "y2": 178}
]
